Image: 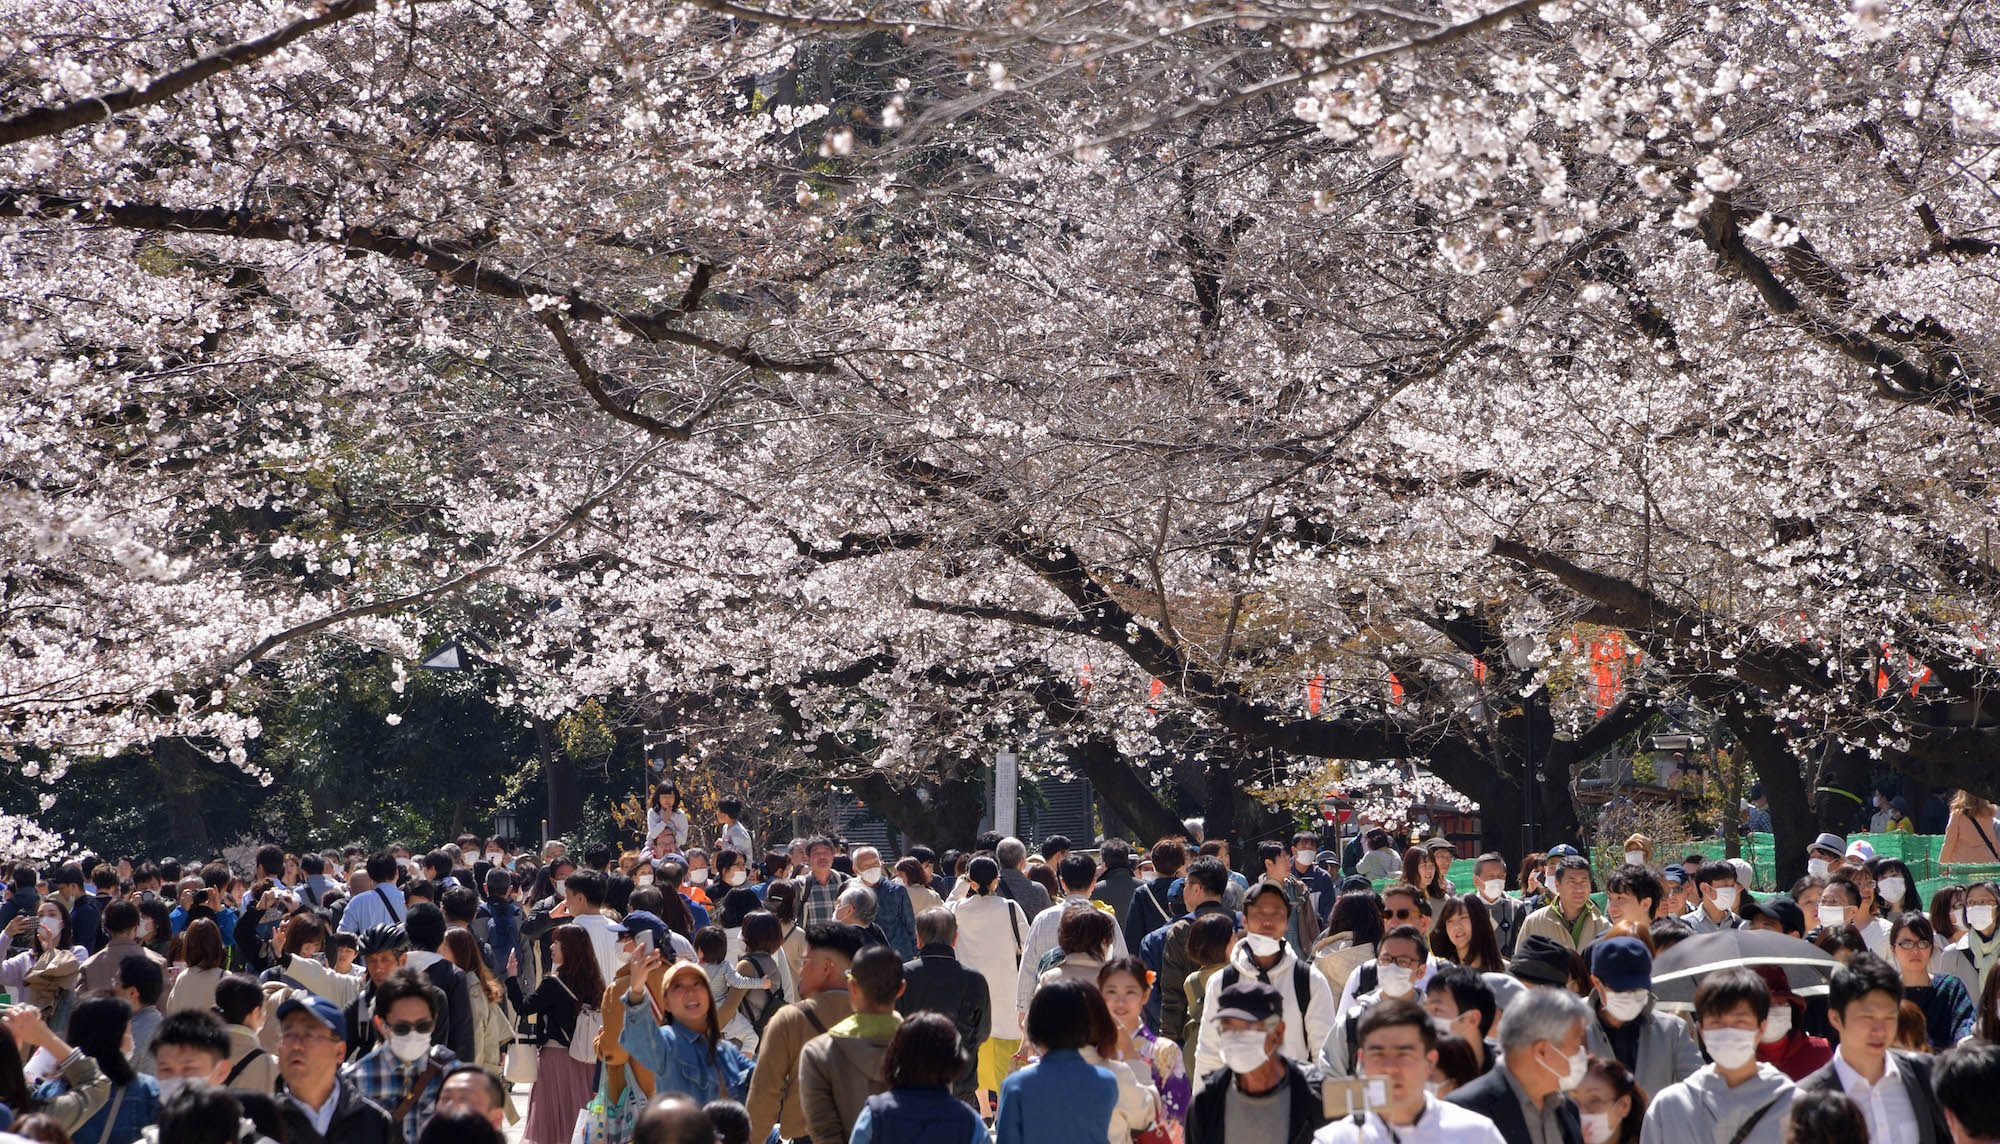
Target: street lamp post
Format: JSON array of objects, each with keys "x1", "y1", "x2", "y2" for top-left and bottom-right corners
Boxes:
[
  {"x1": 494, "y1": 809, "x2": 517, "y2": 843},
  {"x1": 1506, "y1": 637, "x2": 1539, "y2": 855}
]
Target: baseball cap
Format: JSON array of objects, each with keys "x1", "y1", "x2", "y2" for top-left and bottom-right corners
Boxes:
[
  {"x1": 1588, "y1": 937, "x2": 1652, "y2": 992},
  {"x1": 1545, "y1": 844, "x2": 1580, "y2": 859},
  {"x1": 1661, "y1": 864, "x2": 1686, "y2": 886},
  {"x1": 276, "y1": 994, "x2": 345, "y2": 1038},
  {"x1": 1213, "y1": 980, "x2": 1283, "y2": 1024},
  {"x1": 608, "y1": 910, "x2": 667, "y2": 945},
  {"x1": 1746, "y1": 897, "x2": 1805, "y2": 934},
  {"x1": 1509, "y1": 935, "x2": 1574, "y2": 988},
  {"x1": 1422, "y1": 837, "x2": 1455, "y2": 852},
  {"x1": 1845, "y1": 841, "x2": 1876, "y2": 862}
]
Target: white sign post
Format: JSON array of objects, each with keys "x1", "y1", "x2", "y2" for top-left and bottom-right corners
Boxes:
[{"x1": 994, "y1": 751, "x2": 1019, "y2": 837}]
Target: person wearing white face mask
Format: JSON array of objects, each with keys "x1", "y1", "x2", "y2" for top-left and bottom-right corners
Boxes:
[
  {"x1": 1311, "y1": 996, "x2": 1508, "y2": 1144},
  {"x1": 1682, "y1": 867, "x2": 1745, "y2": 934},
  {"x1": 1639, "y1": 968, "x2": 1795, "y2": 1144},
  {"x1": 1321, "y1": 926, "x2": 1431, "y2": 1078},
  {"x1": 1750, "y1": 966, "x2": 1832, "y2": 1082},
  {"x1": 1582, "y1": 938, "x2": 1702, "y2": 1102},
  {"x1": 1193, "y1": 880, "x2": 1336, "y2": 1091},
  {"x1": 1806, "y1": 835, "x2": 1846, "y2": 882},
  {"x1": 851, "y1": 846, "x2": 919, "y2": 960},
  {"x1": 1186, "y1": 980, "x2": 1330, "y2": 1144},
  {"x1": 1938, "y1": 881, "x2": 2000, "y2": 999},
  {"x1": 1474, "y1": 852, "x2": 1528, "y2": 958},
  {"x1": 1444, "y1": 985, "x2": 1591, "y2": 1144},
  {"x1": 337, "y1": 967, "x2": 457, "y2": 1143}
]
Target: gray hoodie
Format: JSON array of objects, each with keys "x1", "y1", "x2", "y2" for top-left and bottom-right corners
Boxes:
[{"x1": 1639, "y1": 1063, "x2": 1795, "y2": 1144}]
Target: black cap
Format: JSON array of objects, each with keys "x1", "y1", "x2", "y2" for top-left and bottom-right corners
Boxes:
[
  {"x1": 1509, "y1": 934, "x2": 1574, "y2": 987},
  {"x1": 1746, "y1": 896, "x2": 1805, "y2": 935},
  {"x1": 1244, "y1": 878, "x2": 1293, "y2": 908},
  {"x1": 1213, "y1": 980, "x2": 1283, "y2": 1023}
]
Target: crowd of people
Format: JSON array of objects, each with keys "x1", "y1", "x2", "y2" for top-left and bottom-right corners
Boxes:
[{"x1": 4, "y1": 782, "x2": 2000, "y2": 1144}]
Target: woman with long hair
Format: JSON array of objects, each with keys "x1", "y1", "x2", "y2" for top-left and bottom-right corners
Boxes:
[
  {"x1": 1942, "y1": 791, "x2": 2000, "y2": 867},
  {"x1": 647, "y1": 782, "x2": 690, "y2": 855},
  {"x1": 517, "y1": 924, "x2": 607, "y2": 1144},
  {"x1": 0, "y1": 897, "x2": 81, "y2": 1026},
  {"x1": 1078, "y1": 980, "x2": 1161, "y2": 1144},
  {"x1": 38, "y1": 996, "x2": 157, "y2": 1144},
  {"x1": 1517, "y1": 852, "x2": 1548, "y2": 904},
  {"x1": 1943, "y1": 881, "x2": 2000, "y2": 998},
  {"x1": 1311, "y1": 891, "x2": 1386, "y2": 996},
  {"x1": 1929, "y1": 884, "x2": 1966, "y2": 948},
  {"x1": 1887, "y1": 913, "x2": 1975, "y2": 1049},
  {"x1": 1434, "y1": 894, "x2": 1506, "y2": 970},
  {"x1": 1402, "y1": 847, "x2": 1449, "y2": 910},
  {"x1": 949, "y1": 855, "x2": 1033, "y2": 1113},
  {"x1": 1098, "y1": 956, "x2": 1188, "y2": 1141},
  {"x1": 616, "y1": 954, "x2": 752, "y2": 1101},
  {"x1": 261, "y1": 914, "x2": 328, "y2": 990},
  {"x1": 163, "y1": 918, "x2": 225, "y2": 1015},
  {"x1": 1868, "y1": 857, "x2": 1922, "y2": 920},
  {"x1": 442, "y1": 928, "x2": 512, "y2": 1071}
]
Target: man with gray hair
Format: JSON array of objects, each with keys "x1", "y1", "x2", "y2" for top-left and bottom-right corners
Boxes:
[
  {"x1": 850, "y1": 845, "x2": 917, "y2": 958},
  {"x1": 1445, "y1": 986, "x2": 1589, "y2": 1144},
  {"x1": 834, "y1": 883, "x2": 891, "y2": 949},
  {"x1": 994, "y1": 837, "x2": 1052, "y2": 920}
]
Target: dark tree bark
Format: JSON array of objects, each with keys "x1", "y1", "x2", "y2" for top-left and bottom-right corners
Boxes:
[
  {"x1": 538, "y1": 719, "x2": 582, "y2": 839},
  {"x1": 1725, "y1": 698, "x2": 1816, "y2": 888},
  {"x1": 1066, "y1": 735, "x2": 1186, "y2": 842}
]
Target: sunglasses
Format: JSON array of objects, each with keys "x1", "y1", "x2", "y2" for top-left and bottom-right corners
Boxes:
[
  {"x1": 1388, "y1": 908, "x2": 1420, "y2": 920},
  {"x1": 386, "y1": 1020, "x2": 436, "y2": 1037}
]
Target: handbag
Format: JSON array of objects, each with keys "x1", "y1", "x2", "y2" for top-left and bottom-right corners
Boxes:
[
  {"x1": 503, "y1": 1042, "x2": 540, "y2": 1083},
  {"x1": 553, "y1": 975, "x2": 603, "y2": 1064},
  {"x1": 571, "y1": 1065, "x2": 644, "y2": 1144}
]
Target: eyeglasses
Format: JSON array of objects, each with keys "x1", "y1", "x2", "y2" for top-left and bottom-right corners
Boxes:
[
  {"x1": 1380, "y1": 955, "x2": 1424, "y2": 970},
  {"x1": 1893, "y1": 939, "x2": 1933, "y2": 952},
  {"x1": 278, "y1": 1029, "x2": 341, "y2": 1045},
  {"x1": 387, "y1": 1020, "x2": 436, "y2": 1036},
  {"x1": 1387, "y1": 908, "x2": 1419, "y2": 921}
]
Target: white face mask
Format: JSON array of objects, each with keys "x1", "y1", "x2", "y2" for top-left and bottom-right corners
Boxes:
[
  {"x1": 485, "y1": 852, "x2": 503, "y2": 864},
  {"x1": 1294, "y1": 849, "x2": 1316, "y2": 867},
  {"x1": 688, "y1": 869, "x2": 709, "y2": 886},
  {"x1": 1243, "y1": 932, "x2": 1284, "y2": 959},
  {"x1": 1965, "y1": 904, "x2": 1997, "y2": 933},
  {"x1": 1818, "y1": 904, "x2": 1848, "y2": 928},
  {"x1": 859, "y1": 867, "x2": 884, "y2": 886},
  {"x1": 155, "y1": 1076, "x2": 199, "y2": 1104},
  {"x1": 1481, "y1": 878, "x2": 1506, "y2": 900},
  {"x1": 1217, "y1": 1030, "x2": 1271, "y2": 1073},
  {"x1": 1712, "y1": 886, "x2": 1739, "y2": 910},
  {"x1": 396, "y1": 857, "x2": 411, "y2": 870},
  {"x1": 38, "y1": 917, "x2": 61, "y2": 944},
  {"x1": 1760, "y1": 1006, "x2": 1792, "y2": 1043},
  {"x1": 1703, "y1": 1027, "x2": 1759, "y2": 1070},
  {"x1": 1543, "y1": 1043, "x2": 1588, "y2": 1091},
  {"x1": 1431, "y1": 1014, "x2": 1457, "y2": 1035},
  {"x1": 1601, "y1": 988, "x2": 1650, "y2": 1023},
  {"x1": 138, "y1": 919, "x2": 154, "y2": 940},
  {"x1": 1879, "y1": 877, "x2": 1907, "y2": 903},
  {"x1": 1139, "y1": 872, "x2": 1158, "y2": 884},
  {"x1": 1581, "y1": 1111, "x2": 1614, "y2": 1144},
  {"x1": 1377, "y1": 963, "x2": 1415, "y2": 997},
  {"x1": 635, "y1": 874, "x2": 654, "y2": 886},
  {"x1": 1624, "y1": 851, "x2": 1646, "y2": 867},
  {"x1": 725, "y1": 870, "x2": 747, "y2": 887},
  {"x1": 1807, "y1": 858, "x2": 1830, "y2": 878},
  {"x1": 387, "y1": 1031, "x2": 431, "y2": 1063}
]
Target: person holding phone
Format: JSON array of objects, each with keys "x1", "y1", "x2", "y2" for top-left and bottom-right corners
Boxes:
[{"x1": 1312, "y1": 996, "x2": 1506, "y2": 1144}]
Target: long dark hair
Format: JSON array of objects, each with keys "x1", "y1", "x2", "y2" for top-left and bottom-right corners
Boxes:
[
  {"x1": 1434, "y1": 894, "x2": 1504, "y2": 971},
  {"x1": 34, "y1": 897, "x2": 72, "y2": 953},
  {"x1": 1584, "y1": 1055, "x2": 1646, "y2": 1144},
  {"x1": 67, "y1": 996, "x2": 137, "y2": 1086},
  {"x1": 550, "y1": 925, "x2": 606, "y2": 1005},
  {"x1": 1325, "y1": 891, "x2": 1386, "y2": 948},
  {"x1": 0, "y1": 1024, "x2": 43, "y2": 1113},
  {"x1": 656, "y1": 884, "x2": 696, "y2": 937},
  {"x1": 652, "y1": 783, "x2": 681, "y2": 813}
]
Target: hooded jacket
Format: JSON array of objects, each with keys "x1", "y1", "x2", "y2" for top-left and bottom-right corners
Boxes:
[{"x1": 797, "y1": 1011, "x2": 897, "y2": 1144}]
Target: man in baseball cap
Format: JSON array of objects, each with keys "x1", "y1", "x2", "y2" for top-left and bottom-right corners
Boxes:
[
  {"x1": 1187, "y1": 981, "x2": 1328, "y2": 1143},
  {"x1": 1584, "y1": 937, "x2": 1703, "y2": 1100},
  {"x1": 275, "y1": 994, "x2": 400, "y2": 1144},
  {"x1": 1192, "y1": 877, "x2": 1336, "y2": 1085}
]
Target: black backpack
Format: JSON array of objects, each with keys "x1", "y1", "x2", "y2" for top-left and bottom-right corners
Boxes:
[{"x1": 740, "y1": 951, "x2": 789, "y2": 1037}]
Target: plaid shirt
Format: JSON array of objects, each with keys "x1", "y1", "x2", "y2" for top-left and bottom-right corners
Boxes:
[
  {"x1": 339, "y1": 1042, "x2": 455, "y2": 1141},
  {"x1": 797, "y1": 870, "x2": 849, "y2": 925}
]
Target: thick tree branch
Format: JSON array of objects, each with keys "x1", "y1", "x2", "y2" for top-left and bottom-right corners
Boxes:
[
  {"x1": 538, "y1": 313, "x2": 691, "y2": 440},
  {"x1": 0, "y1": 0, "x2": 391, "y2": 146},
  {"x1": 0, "y1": 193, "x2": 837, "y2": 375}
]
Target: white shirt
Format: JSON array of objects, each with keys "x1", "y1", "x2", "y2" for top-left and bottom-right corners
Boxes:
[
  {"x1": 1832, "y1": 1050, "x2": 1919, "y2": 1144},
  {"x1": 1013, "y1": 894, "x2": 1128, "y2": 1012},
  {"x1": 1312, "y1": 1093, "x2": 1509, "y2": 1144},
  {"x1": 572, "y1": 913, "x2": 625, "y2": 986}
]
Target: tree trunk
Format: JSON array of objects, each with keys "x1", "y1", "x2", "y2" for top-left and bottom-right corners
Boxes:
[
  {"x1": 1536, "y1": 724, "x2": 1582, "y2": 849},
  {"x1": 1068, "y1": 736, "x2": 1184, "y2": 842},
  {"x1": 1816, "y1": 738, "x2": 1872, "y2": 838},
  {"x1": 845, "y1": 769, "x2": 987, "y2": 848},
  {"x1": 1202, "y1": 757, "x2": 1243, "y2": 863},
  {"x1": 539, "y1": 719, "x2": 581, "y2": 839},
  {"x1": 1727, "y1": 699, "x2": 1814, "y2": 888}
]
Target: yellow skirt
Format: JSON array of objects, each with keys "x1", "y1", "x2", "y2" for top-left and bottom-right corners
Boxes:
[{"x1": 978, "y1": 1036, "x2": 1023, "y2": 1091}]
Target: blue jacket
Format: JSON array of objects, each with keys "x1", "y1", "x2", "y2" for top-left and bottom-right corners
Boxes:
[
  {"x1": 853, "y1": 1086, "x2": 986, "y2": 1144},
  {"x1": 67, "y1": 893, "x2": 103, "y2": 953},
  {"x1": 474, "y1": 896, "x2": 523, "y2": 978},
  {"x1": 995, "y1": 1048, "x2": 1117, "y2": 1144},
  {"x1": 1295, "y1": 864, "x2": 1337, "y2": 924},
  {"x1": 871, "y1": 877, "x2": 919, "y2": 960},
  {"x1": 42, "y1": 1074, "x2": 158, "y2": 1144},
  {"x1": 618, "y1": 998, "x2": 753, "y2": 1102}
]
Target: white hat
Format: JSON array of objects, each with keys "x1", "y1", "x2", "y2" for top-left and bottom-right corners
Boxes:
[{"x1": 1845, "y1": 840, "x2": 1876, "y2": 861}]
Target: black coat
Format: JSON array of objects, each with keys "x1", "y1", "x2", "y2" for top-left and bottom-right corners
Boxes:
[
  {"x1": 419, "y1": 955, "x2": 477, "y2": 1063},
  {"x1": 1446, "y1": 1066, "x2": 1584, "y2": 1144},
  {"x1": 901, "y1": 944, "x2": 991, "y2": 1101},
  {"x1": 278, "y1": 1077, "x2": 405, "y2": 1144},
  {"x1": 1187, "y1": 1061, "x2": 1326, "y2": 1144},
  {"x1": 1802, "y1": 1052, "x2": 1950, "y2": 1144}
]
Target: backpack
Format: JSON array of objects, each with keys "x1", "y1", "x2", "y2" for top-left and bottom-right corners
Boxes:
[
  {"x1": 740, "y1": 952, "x2": 789, "y2": 1037},
  {"x1": 1036, "y1": 947, "x2": 1067, "y2": 975}
]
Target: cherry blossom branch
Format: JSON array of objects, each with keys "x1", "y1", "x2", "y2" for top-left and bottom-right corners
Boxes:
[
  {"x1": 0, "y1": 0, "x2": 394, "y2": 146},
  {"x1": 0, "y1": 192, "x2": 837, "y2": 375},
  {"x1": 538, "y1": 313, "x2": 692, "y2": 440},
  {"x1": 230, "y1": 437, "x2": 678, "y2": 669}
]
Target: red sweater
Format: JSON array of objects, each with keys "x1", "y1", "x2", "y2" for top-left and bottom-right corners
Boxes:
[{"x1": 1758, "y1": 1031, "x2": 1834, "y2": 1080}]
